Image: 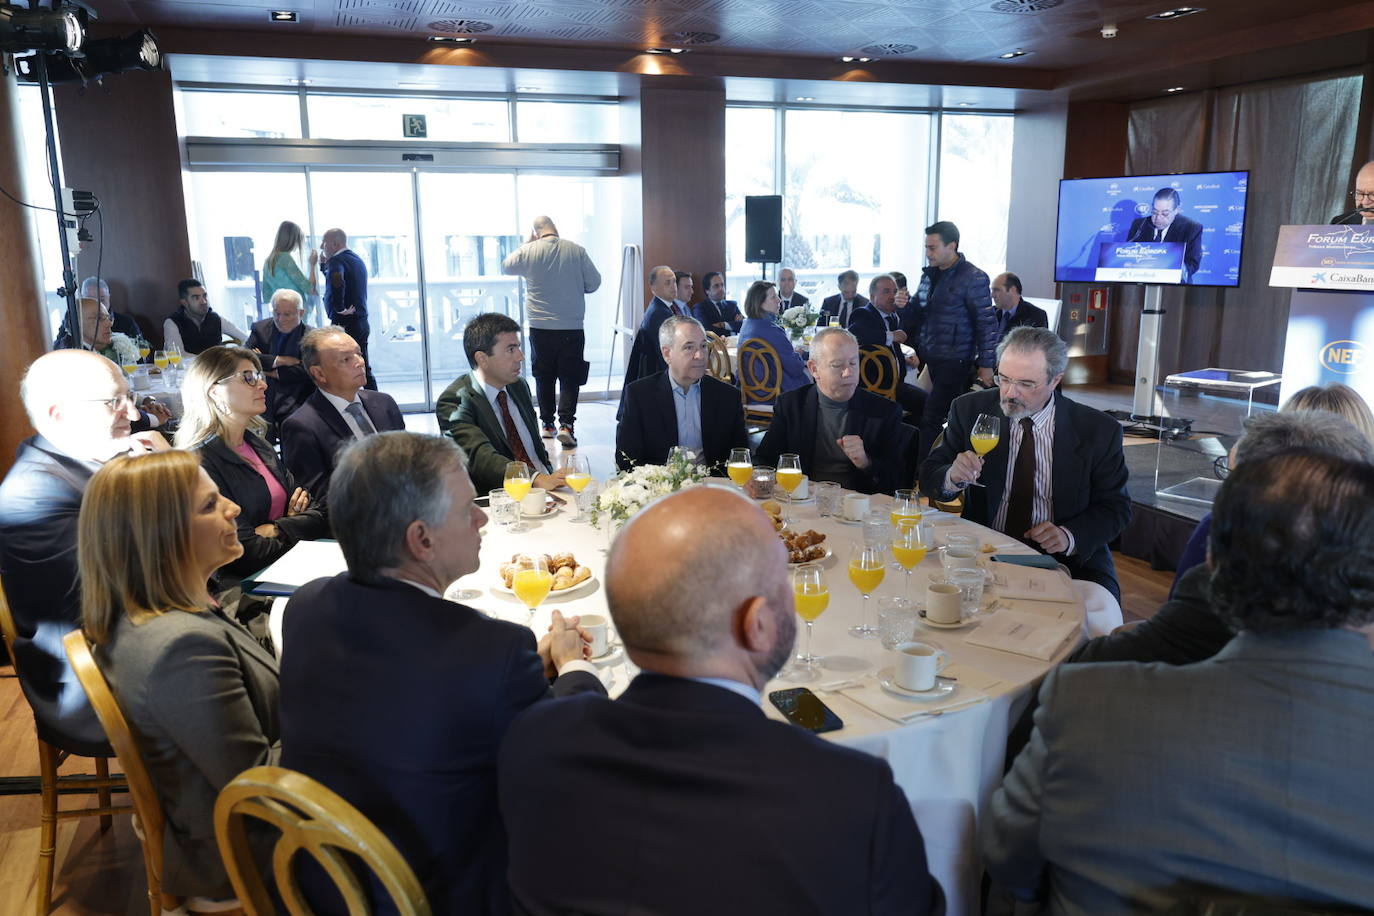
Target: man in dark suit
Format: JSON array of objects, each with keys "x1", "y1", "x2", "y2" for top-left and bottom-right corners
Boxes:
[
  {"x1": 281, "y1": 432, "x2": 604, "y2": 915},
  {"x1": 777, "y1": 266, "x2": 810, "y2": 311},
  {"x1": 984, "y1": 450, "x2": 1374, "y2": 914},
  {"x1": 0, "y1": 350, "x2": 168, "y2": 758},
  {"x1": 616, "y1": 316, "x2": 748, "y2": 472},
  {"x1": 693, "y1": 270, "x2": 743, "y2": 335},
  {"x1": 820, "y1": 268, "x2": 868, "y2": 327},
  {"x1": 320, "y1": 226, "x2": 376, "y2": 390},
  {"x1": 246, "y1": 289, "x2": 313, "y2": 430},
  {"x1": 436, "y1": 312, "x2": 568, "y2": 495},
  {"x1": 1126, "y1": 187, "x2": 1204, "y2": 282},
  {"x1": 1332, "y1": 160, "x2": 1374, "y2": 223},
  {"x1": 990, "y1": 272, "x2": 1049, "y2": 342},
  {"x1": 920, "y1": 326, "x2": 1130, "y2": 601},
  {"x1": 756, "y1": 327, "x2": 908, "y2": 495},
  {"x1": 280, "y1": 326, "x2": 403, "y2": 501},
  {"x1": 847, "y1": 273, "x2": 927, "y2": 419},
  {"x1": 499, "y1": 485, "x2": 938, "y2": 916},
  {"x1": 618, "y1": 265, "x2": 679, "y2": 416}
]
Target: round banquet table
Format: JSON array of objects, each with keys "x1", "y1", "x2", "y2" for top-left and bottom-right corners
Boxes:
[{"x1": 270, "y1": 484, "x2": 1089, "y2": 915}]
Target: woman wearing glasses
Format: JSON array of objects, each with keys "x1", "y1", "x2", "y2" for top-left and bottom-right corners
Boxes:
[{"x1": 177, "y1": 345, "x2": 327, "y2": 587}]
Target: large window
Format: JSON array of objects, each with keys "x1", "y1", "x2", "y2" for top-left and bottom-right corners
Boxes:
[
  {"x1": 725, "y1": 105, "x2": 1013, "y2": 300},
  {"x1": 307, "y1": 95, "x2": 510, "y2": 142}
]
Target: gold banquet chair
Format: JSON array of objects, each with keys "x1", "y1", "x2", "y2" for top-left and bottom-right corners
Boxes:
[
  {"x1": 705, "y1": 331, "x2": 734, "y2": 384},
  {"x1": 0, "y1": 579, "x2": 130, "y2": 916},
  {"x1": 215, "y1": 765, "x2": 431, "y2": 916},
  {"x1": 737, "y1": 336, "x2": 782, "y2": 430},
  {"x1": 858, "y1": 344, "x2": 900, "y2": 401},
  {"x1": 62, "y1": 630, "x2": 179, "y2": 916}
]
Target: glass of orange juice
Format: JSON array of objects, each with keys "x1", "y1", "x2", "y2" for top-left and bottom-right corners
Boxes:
[
  {"x1": 510, "y1": 554, "x2": 553, "y2": 623},
  {"x1": 504, "y1": 461, "x2": 532, "y2": 532},
  {"x1": 891, "y1": 519, "x2": 929, "y2": 598},
  {"x1": 561, "y1": 453, "x2": 592, "y2": 520},
  {"x1": 890, "y1": 488, "x2": 921, "y2": 528},
  {"x1": 776, "y1": 453, "x2": 803, "y2": 525},
  {"x1": 792, "y1": 563, "x2": 829, "y2": 668},
  {"x1": 967, "y1": 413, "x2": 1001, "y2": 488},
  {"x1": 153, "y1": 350, "x2": 169, "y2": 372},
  {"x1": 726, "y1": 448, "x2": 752, "y2": 490},
  {"x1": 847, "y1": 543, "x2": 886, "y2": 639}
]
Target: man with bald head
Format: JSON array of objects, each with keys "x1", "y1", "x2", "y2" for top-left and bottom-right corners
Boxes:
[
  {"x1": 499, "y1": 486, "x2": 937, "y2": 916},
  {"x1": 502, "y1": 215, "x2": 601, "y2": 445},
  {"x1": 1333, "y1": 160, "x2": 1374, "y2": 224},
  {"x1": 0, "y1": 350, "x2": 168, "y2": 755},
  {"x1": 320, "y1": 226, "x2": 375, "y2": 390}
]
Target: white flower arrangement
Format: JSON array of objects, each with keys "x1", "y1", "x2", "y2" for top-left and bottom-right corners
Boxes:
[
  {"x1": 593, "y1": 449, "x2": 710, "y2": 528},
  {"x1": 108, "y1": 332, "x2": 141, "y2": 366},
  {"x1": 778, "y1": 304, "x2": 821, "y2": 340}
]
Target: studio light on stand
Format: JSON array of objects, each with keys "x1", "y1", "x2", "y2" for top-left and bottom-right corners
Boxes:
[
  {"x1": 0, "y1": 2, "x2": 85, "y2": 52},
  {"x1": 15, "y1": 26, "x2": 161, "y2": 82}
]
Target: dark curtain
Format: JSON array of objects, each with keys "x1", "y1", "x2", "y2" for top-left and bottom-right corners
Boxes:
[{"x1": 1109, "y1": 70, "x2": 1363, "y2": 383}]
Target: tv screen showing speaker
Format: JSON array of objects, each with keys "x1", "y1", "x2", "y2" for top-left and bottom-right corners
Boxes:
[{"x1": 1053, "y1": 170, "x2": 1249, "y2": 287}]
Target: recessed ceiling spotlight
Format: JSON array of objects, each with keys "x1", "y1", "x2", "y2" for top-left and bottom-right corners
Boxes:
[
  {"x1": 1164, "y1": 86, "x2": 1186, "y2": 93},
  {"x1": 795, "y1": 96, "x2": 815, "y2": 102},
  {"x1": 645, "y1": 47, "x2": 690, "y2": 54},
  {"x1": 428, "y1": 35, "x2": 474, "y2": 44},
  {"x1": 839, "y1": 56, "x2": 874, "y2": 63},
  {"x1": 998, "y1": 48, "x2": 1031, "y2": 59},
  {"x1": 1148, "y1": 6, "x2": 1206, "y2": 20},
  {"x1": 269, "y1": 10, "x2": 297, "y2": 23}
]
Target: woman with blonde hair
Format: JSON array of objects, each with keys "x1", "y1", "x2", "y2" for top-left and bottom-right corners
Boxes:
[
  {"x1": 1282, "y1": 383, "x2": 1374, "y2": 443},
  {"x1": 79, "y1": 449, "x2": 279, "y2": 907},
  {"x1": 261, "y1": 220, "x2": 317, "y2": 316},
  {"x1": 176, "y1": 345, "x2": 327, "y2": 585}
]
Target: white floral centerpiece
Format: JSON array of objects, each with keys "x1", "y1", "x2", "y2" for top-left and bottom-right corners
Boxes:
[
  {"x1": 778, "y1": 304, "x2": 821, "y2": 342},
  {"x1": 108, "y1": 332, "x2": 141, "y2": 367},
  {"x1": 593, "y1": 449, "x2": 709, "y2": 528}
]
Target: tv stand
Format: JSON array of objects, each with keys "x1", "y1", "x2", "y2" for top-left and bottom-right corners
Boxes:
[{"x1": 1104, "y1": 284, "x2": 1193, "y2": 437}]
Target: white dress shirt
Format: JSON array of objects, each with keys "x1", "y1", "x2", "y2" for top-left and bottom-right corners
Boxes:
[
  {"x1": 475, "y1": 371, "x2": 550, "y2": 476},
  {"x1": 319, "y1": 388, "x2": 371, "y2": 441}
]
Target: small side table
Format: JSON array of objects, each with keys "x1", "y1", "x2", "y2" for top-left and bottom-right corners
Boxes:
[{"x1": 1155, "y1": 368, "x2": 1281, "y2": 505}]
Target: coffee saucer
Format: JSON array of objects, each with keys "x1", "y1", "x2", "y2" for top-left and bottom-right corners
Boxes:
[
  {"x1": 876, "y1": 670, "x2": 957, "y2": 701},
  {"x1": 918, "y1": 611, "x2": 975, "y2": 630},
  {"x1": 590, "y1": 645, "x2": 623, "y2": 665},
  {"x1": 833, "y1": 515, "x2": 865, "y2": 526}
]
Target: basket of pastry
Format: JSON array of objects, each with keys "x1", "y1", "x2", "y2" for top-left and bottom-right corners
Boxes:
[
  {"x1": 498, "y1": 552, "x2": 593, "y2": 592},
  {"x1": 780, "y1": 528, "x2": 829, "y2": 565}
]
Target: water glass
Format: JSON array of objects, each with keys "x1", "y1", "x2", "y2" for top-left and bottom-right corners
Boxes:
[
  {"x1": 945, "y1": 532, "x2": 980, "y2": 553},
  {"x1": 863, "y1": 510, "x2": 892, "y2": 549},
  {"x1": 573, "y1": 478, "x2": 599, "y2": 524},
  {"x1": 751, "y1": 466, "x2": 775, "y2": 500},
  {"x1": 878, "y1": 597, "x2": 918, "y2": 650},
  {"x1": 947, "y1": 567, "x2": 987, "y2": 616},
  {"x1": 815, "y1": 481, "x2": 842, "y2": 517},
  {"x1": 488, "y1": 489, "x2": 517, "y2": 529}
]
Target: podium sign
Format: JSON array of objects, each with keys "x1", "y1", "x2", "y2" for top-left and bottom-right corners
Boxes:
[
  {"x1": 1094, "y1": 241, "x2": 1184, "y2": 283},
  {"x1": 1269, "y1": 224, "x2": 1374, "y2": 291}
]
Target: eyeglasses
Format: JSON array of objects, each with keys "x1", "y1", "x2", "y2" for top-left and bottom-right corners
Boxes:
[
  {"x1": 992, "y1": 373, "x2": 1043, "y2": 393},
  {"x1": 215, "y1": 369, "x2": 267, "y2": 387},
  {"x1": 74, "y1": 393, "x2": 135, "y2": 411},
  {"x1": 1352, "y1": 190, "x2": 1374, "y2": 202}
]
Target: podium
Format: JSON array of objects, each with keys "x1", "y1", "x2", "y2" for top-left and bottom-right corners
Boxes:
[{"x1": 1270, "y1": 224, "x2": 1374, "y2": 409}]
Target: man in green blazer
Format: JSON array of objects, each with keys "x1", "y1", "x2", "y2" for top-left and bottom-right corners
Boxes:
[{"x1": 436, "y1": 312, "x2": 569, "y2": 495}]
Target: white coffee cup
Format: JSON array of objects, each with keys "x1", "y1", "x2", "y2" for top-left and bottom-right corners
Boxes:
[
  {"x1": 894, "y1": 641, "x2": 949, "y2": 692},
  {"x1": 793, "y1": 475, "x2": 809, "y2": 500},
  {"x1": 580, "y1": 613, "x2": 611, "y2": 657},
  {"x1": 842, "y1": 493, "x2": 870, "y2": 521},
  {"x1": 521, "y1": 487, "x2": 548, "y2": 515},
  {"x1": 938, "y1": 546, "x2": 979, "y2": 570},
  {"x1": 925, "y1": 582, "x2": 963, "y2": 624}
]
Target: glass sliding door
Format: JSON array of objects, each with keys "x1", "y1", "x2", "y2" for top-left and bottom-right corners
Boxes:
[{"x1": 307, "y1": 171, "x2": 424, "y2": 406}]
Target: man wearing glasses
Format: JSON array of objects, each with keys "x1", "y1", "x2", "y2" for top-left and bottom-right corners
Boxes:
[
  {"x1": 919, "y1": 326, "x2": 1130, "y2": 604},
  {"x1": 0, "y1": 350, "x2": 168, "y2": 758},
  {"x1": 1332, "y1": 160, "x2": 1374, "y2": 224},
  {"x1": 1126, "y1": 187, "x2": 1204, "y2": 282}
]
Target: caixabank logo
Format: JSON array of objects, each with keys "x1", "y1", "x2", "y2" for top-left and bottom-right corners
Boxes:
[{"x1": 1320, "y1": 339, "x2": 1367, "y2": 374}]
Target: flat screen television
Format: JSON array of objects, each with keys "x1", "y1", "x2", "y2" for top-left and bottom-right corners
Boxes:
[{"x1": 1053, "y1": 170, "x2": 1249, "y2": 287}]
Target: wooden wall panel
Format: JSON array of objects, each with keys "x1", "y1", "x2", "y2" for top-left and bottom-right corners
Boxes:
[
  {"x1": 54, "y1": 70, "x2": 192, "y2": 347},
  {"x1": 0, "y1": 70, "x2": 49, "y2": 478},
  {"x1": 1063, "y1": 101, "x2": 1129, "y2": 180},
  {"x1": 637, "y1": 81, "x2": 726, "y2": 309}
]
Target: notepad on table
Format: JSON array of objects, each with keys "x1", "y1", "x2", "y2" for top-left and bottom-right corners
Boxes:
[
  {"x1": 964, "y1": 609, "x2": 1079, "y2": 660},
  {"x1": 987, "y1": 564, "x2": 1077, "y2": 604}
]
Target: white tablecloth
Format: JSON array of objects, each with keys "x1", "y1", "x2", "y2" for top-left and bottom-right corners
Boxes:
[{"x1": 267, "y1": 488, "x2": 1089, "y2": 915}]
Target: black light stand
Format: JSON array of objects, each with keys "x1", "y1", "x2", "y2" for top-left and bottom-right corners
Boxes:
[{"x1": 31, "y1": 49, "x2": 84, "y2": 348}]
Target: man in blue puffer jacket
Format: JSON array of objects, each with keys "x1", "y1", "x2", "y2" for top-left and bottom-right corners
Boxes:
[{"x1": 914, "y1": 220, "x2": 999, "y2": 461}]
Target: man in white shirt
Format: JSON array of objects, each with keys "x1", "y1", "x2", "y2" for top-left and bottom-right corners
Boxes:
[{"x1": 280, "y1": 326, "x2": 404, "y2": 499}]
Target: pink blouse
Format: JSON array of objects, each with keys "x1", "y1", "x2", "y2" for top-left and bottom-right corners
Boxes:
[{"x1": 233, "y1": 441, "x2": 288, "y2": 520}]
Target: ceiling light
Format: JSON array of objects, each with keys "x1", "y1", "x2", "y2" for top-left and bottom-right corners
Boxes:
[
  {"x1": 998, "y1": 48, "x2": 1030, "y2": 59},
  {"x1": 269, "y1": 10, "x2": 297, "y2": 23},
  {"x1": 795, "y1": 96, "x2": 815, "y2": 102},
  {"x1": 957, "y1": 101, "x2": 974, "y2": 107},
  {"x1": 428, "y1": 35, "x2": 474, "y2": 44},
  {"x1": 1164, "y1": 86, "x2": 1186, "y2": 93},
  {"x1": 839, "y1": 56, "x2": 874, "y2": 63},
  {"x1": 0, "y1": 4, "x2": 86, "y2": 53},
  {"x1": 646, "y1": 47, "x2": 689, "y2": 55},
  {"x1": 1148, "y1": 6, "x2": 1206, "y2": 20}
]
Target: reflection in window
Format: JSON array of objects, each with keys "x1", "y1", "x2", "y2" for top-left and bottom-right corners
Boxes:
[
  {"x1": 307, "y1": 95, "x2": 510, "y2": 141},
  {"x1": 938, "y1": 114, "x2": 1014, "y2": 278},
  {"x1": 179, "y1": 89, "x2": 302, "y2": 139},
  {"x1": 724, "y1": 107, "x2": 776, "y2": 274},
  {"x1": 516, "y1": 102, "x2": 618, "y2": 142}
]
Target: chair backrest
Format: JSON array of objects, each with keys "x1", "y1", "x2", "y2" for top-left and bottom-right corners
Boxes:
[
  {"x1": 62, "y1": 630, "x2": 169, "y2": 903},
  {"x1": 215, "y1": 765, "x2": 431, "y2": 916},
  {"x1": 859, "y1": 344, "x2": 899, "y2": 401},
  {"x1": 0, "y1": 576, "x2": 20, "y2": 662},
  {"x1": 705, "y1": 331, "x2": 733, "y2": 383},
  {"x1": 737, "y1": 336, "x2": 782, "y2": 406}
]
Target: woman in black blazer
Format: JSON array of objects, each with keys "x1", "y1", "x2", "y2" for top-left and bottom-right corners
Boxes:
[{"x1": 176, "y1": 345, "x2": 328, "y2": 584}]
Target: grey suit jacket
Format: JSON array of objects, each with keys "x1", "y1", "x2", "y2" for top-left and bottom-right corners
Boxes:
[
  {"x1": 983, "y1": 628, "x2": 1374, "y2": 914},
  {"x1": 97, "y1": 608, "x2": 280, "y2": 899}
]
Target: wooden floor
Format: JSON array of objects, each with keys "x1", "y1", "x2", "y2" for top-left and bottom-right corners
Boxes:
[{"x1": 0, "y1": 394, "x2": 1174, "y2": 914}]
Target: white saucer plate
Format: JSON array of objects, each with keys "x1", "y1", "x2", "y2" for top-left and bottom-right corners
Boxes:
[
  {"x1": 787, "y1": 546, "x2": 833, "y2": 568},
  {"x1": 918, "y1": 613, "x2": 976, "y2": 630},
  {"x1": 876, "y1": 669, "x2": 957, "y2": 701}
]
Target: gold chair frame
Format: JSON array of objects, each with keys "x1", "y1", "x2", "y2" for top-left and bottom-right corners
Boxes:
[
  {"x1": 0, "y1": 580, "x2": 129, "y2": 916},
  {"x1": 63, "y1": 630, "x2": 177, "y2": 916},
  {"x1": 215, "y1": 765, "x2": 431, "y2": 916},
  {"x1": 859, "y1": 344, "x2": 900, "y2": 401},
  {"x1": 705, "y1": 331, "x2": 733, "y2": 384},
  {"x1": 737, "y1": 336, "x2": 782, "y2": 429}
]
